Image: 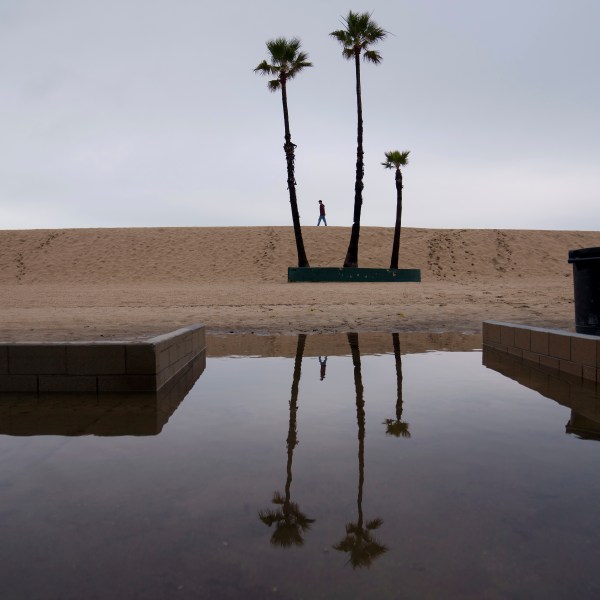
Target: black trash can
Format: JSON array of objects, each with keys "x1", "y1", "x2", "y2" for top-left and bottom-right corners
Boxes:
[{"x1": 568, "y1": 247, "x2": 600, "y2": 336}]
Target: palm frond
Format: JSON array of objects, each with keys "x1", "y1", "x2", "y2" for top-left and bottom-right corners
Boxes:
[
  {"x1": 344, "y1": 10, "x2": 369, "y2": 36},
  {"x1": 342, "y1": 47, "x2": 355, "y2": 60},
  {"x1": 266, "y1": 36, "x2": 298, "y2": 63},
  {"x1": 366, "y1": 518, "x2": 383, "y2": 530},
  {"x1": 258, "y1": 509, "x2": 278, "y2": 526},
  {"x1": 345, "y1": 522, "x2": 359, "y2": 534},
  {"x1": 331, "y1": 11, "x2": 387, "y2": 57},
  {"x1": 288, "y1": 55, "x2": 314, "y2": 79},
  {"x1": 363, "y1": 50, "x2": 382, "y2": 64},
  {"x1": 259, "y1": 494, "x2": 315, "y2": 548},
  {"x1": 267, "y1": 79, "x2": 281, "y2": 92},
  {"x1": 295, "y1": 50, "x2": 310, "y2": 65},
  {"x1": 256, "y1": 37, "x2": 312, "y2": 89},
  {"x1": 333, "y1": 521, "x2": 388, "y2": 569},
  {"x1": 330, "y1": 28, "x2": 353, "y2": 47},
  {"x1": 382, "y1": 150, "x2": 410, "y2": 169},
  {"x1": 270, "y1": 522, "x2": 305, "y2": 547},
  {"x1": 364, "y1": 21, "x2": 387, "y2": 43},
  {"x1": 384, "y1": 418, "x2": 412, "y2": 437},
  {"x1": 254, "y1": 59, "x2": 274, "y2": 75}
]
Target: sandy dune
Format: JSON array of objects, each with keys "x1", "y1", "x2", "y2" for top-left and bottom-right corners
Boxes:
[{"x1": 0, "y1": 226, "x2": 597, "y2": 341}]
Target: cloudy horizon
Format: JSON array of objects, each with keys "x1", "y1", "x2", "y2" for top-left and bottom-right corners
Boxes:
[{"x1": 1, "y1": 0, "x2": 598, "y2": 231}]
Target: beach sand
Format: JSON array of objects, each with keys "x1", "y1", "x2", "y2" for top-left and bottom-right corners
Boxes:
[{"x1": 0, "y1": 226, "x2": 597, "y2": 341}]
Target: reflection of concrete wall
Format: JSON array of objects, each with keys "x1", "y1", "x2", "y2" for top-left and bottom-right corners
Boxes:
[
  {"x1": 483, "y1": 346, "x2": 600, "y2": 437},
  {"x1": 565, "y1": 413, "x2": 600, "y2": 440},
  {"x1": 0, "y1": 351, "x2": 205, "y2": 436},
  {"x1": 483, "y1": 321, "x2": 599, "y2": 382},
  {"x1": 0, "y1": 324, "x2": 205, "y2": 393}
]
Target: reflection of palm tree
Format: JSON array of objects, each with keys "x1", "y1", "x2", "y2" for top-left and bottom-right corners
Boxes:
[
  {"x1": 334, "y1": 333, "x2": 387, "y2": 568},
  {"x1": 259, "y1": 334, "x2": 315, "y2": 546},
  {"x1": 319, "y1": 356, "x2": 327, "y2": 381},
  {"x1": 384, "y1": 333, "x2": 411, "y2": 438}
]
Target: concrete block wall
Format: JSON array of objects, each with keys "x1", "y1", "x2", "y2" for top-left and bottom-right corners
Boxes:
[
  {"x1": 152, "y1": 326, "x2": 205, "y2": 390},
  {"x1": 483, "y1": 321, "x2": 600, "y2": 383},
  {"x1": 0, "y1": 350, "x2": 207, "y2": 436},
  {"x1": 0, "y1": 324, "x2": 205, "y2": 393}
]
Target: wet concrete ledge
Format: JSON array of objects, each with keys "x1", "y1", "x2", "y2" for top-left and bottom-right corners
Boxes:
[
  {"x1": 482, "y1": 321, "x2": 600, "y2": 383},
  {"x1": 0, "y1": 324, "x2": 206, "y2": 393}
]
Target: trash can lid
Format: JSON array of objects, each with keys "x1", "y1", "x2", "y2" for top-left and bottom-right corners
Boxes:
[{"x1": 568, "y1": 247, "x2": 600, "y2": 263}]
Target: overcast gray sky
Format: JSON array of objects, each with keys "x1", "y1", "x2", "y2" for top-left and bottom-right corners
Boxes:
[{"x1": 1, "y1": 0, "x2": 599, "y2": 230}]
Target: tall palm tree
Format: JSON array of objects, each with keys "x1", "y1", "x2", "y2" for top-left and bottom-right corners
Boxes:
[
  {"x1": 259, "y1": 334, "x2": 315, "y2": 546},
  {"x1": 384, "y1": 332, "x2": 411, "y2": 438},
  {"x1": 331, "y1": 12, "x2": 387, "y2": 268},
  {"x1": 255, "y1": 38, "x2": 312, "y2": 268},
  {"x1": 382, "y1": 150, "x2": 410, "y2": 270},
  {"x1": 334, "y1": 333, "x2": 387, "y2": 568}
]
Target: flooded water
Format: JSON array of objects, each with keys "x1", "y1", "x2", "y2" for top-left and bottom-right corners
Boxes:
[{"x1": 0, "y1": 333, "x2": 599, "y2": 599}]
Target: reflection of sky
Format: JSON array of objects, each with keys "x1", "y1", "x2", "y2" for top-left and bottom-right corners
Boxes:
[
  {"x1": 1, "y1": 0, "x2": 599, "y2": 230},
  {"x1": 0, "y1": 350, "x2": 599, "y2": 598}
]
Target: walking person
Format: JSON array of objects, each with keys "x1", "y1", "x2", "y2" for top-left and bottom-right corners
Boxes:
[{"x1": 317, "y1": 200, "x2": 327, "y2": 226}]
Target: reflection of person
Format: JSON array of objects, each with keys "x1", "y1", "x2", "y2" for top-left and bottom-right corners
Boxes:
[
  {"x1": 317, "y1": 200, "x2": 327, "y2": 226},
  {"x1": 318, "y1": 356, "x2": 327, "y2": 380}
]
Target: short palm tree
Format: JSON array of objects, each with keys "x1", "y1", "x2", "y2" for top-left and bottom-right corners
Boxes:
[
  {"x1": 382, "y1": 150, "x2": 410, "y2": 270},
  {"x1": 255, "y1": 38, "x2": 312, "y2": 268},
  {"x1": 331, "y1": 12, "x2": 387, "y2": 268},
  {"x1": 383, "y1": 332, "x2": 411, "y2": 438}
]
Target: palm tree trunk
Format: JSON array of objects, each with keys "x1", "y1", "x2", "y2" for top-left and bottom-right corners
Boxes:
[
  {"x1": 281, "y1": 80, "x2": 310, "y2": 268},
  {"x1": 392, "y1": 332, "x2": 404, "y2": 421},
  {"x1": 348, "y1": 332, "x2": 365, "y2": 529},
  {"x1": 389, "y1": 168, "x2": 403, "y2": 269},
  {"x1": 343, "y1": 51, "x2": 364, "y2": 268},
  {"x1": 285, "y1": 333, "x2": 305, "y2": 505}
]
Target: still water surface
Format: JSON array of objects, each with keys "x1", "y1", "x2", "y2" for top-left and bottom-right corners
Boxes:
[{"x1": 0, "y1": 333, "x2": 599, "y2": 599}]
